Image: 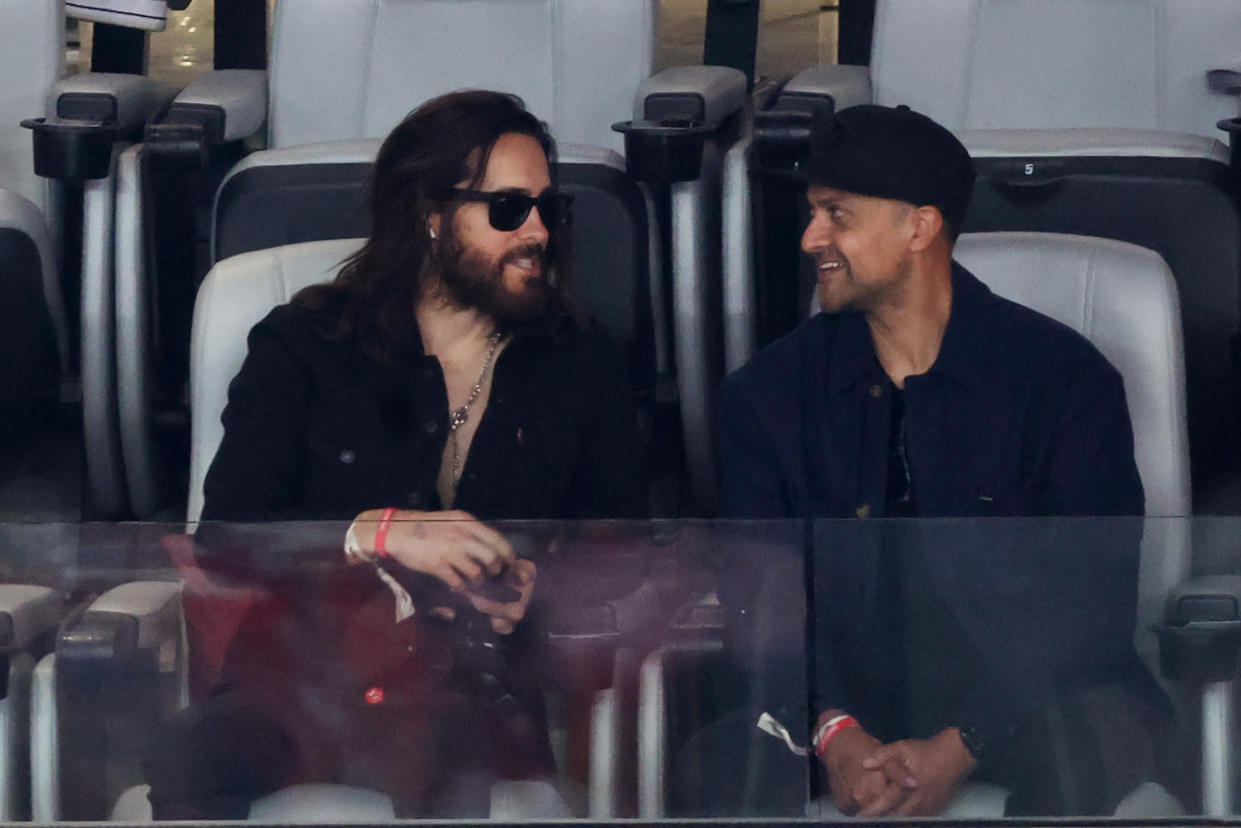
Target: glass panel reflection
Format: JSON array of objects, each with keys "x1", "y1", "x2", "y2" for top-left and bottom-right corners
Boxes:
[{"x1": 0, "y1": 516, "x2": 1237, "y2": 822}]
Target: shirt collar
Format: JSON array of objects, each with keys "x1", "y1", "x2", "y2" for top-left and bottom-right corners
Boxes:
[
  {"x1": 826, "y1": 311, "x2": 885, "y2": 394},
  {"x1": 824, "y1": 260, "x2": 994, "y2": 394},
  {"x1": 392, "y1": 307, "x2": 573, "y2": 363},
  {"x1": 925, "y1": 261, "x2": 994, "y2": 388}
]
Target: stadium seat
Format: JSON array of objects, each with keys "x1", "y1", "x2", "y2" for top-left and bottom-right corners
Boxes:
[
  {"x1": 112, "y1": 0, "x2": 747, "y2": 518},
  {"x1": 0, "y1": 3, "x2": 72, "y2": 438},
  {"x1": 9, "y1": 0, "x2": 176, "y2": 518},
  {"x1": 723, "y1": 0, "x2": 1241, "y2": 512}
]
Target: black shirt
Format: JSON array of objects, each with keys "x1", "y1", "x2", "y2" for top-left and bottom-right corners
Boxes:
[{"x1": 202, "y1": 298, "x2": 648, "y2": 523}]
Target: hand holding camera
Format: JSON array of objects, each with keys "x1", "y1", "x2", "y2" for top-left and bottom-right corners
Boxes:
[{"x1": 350, "y1": 508, "x2": 537, "y2": 634}]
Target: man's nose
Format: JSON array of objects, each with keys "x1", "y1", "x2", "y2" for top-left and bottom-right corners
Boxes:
[
  {"x1": 519, "y1": 207, "x2": 551, "y2": 245},
  {"x1": 801, "y1": 215, "x2": 831, "y2": 254}
]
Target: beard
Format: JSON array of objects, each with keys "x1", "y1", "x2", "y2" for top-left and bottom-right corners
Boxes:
[{"x1": 432, "y1": 225, "x2": 550, "y2": 324}]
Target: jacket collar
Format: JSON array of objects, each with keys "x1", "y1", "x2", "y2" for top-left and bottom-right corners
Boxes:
[
  {"x1": 391, "y1": 306, "x2": 575, "y2": 363},
  {"x1": 825, "y1": 261, "x2": 994, "y2": 394}
]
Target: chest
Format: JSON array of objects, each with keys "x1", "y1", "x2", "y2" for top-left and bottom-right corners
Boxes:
[
  {"x1": 802, "y1": 377, "x2": 1058, "y2": 519},
  {"x1": 296, "y1": 346, "x2": 589, "y2": 519}
]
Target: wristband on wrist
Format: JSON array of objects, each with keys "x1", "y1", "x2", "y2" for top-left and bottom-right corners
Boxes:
[
  {"x1": 813, "y1": 713, "x2": 859, "y2": 758},
  {"x1": 373, "y1": 507, "x2": 398, "y2": 557}
]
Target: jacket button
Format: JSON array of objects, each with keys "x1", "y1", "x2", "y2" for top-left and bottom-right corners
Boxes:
[
  {"x1": 339, "y1": 449, "x2": 356, "y2": 464},
  {"x1": 407, "y1": 491, "x2": 422, "y2": 507},
  {"x1": 856, "y1": 503, "x2": 871, "y2": 518},
  {"x1": 869, "y1": 384, "x2": 883, "y2": 399},
  {"x1": 423, "y1": 419, "x2": 439, "y2": 434}
]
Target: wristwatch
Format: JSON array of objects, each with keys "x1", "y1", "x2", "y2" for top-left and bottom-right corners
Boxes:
[{"x1": 955, "y1": 720, "x2": 1013, "y2": 765}]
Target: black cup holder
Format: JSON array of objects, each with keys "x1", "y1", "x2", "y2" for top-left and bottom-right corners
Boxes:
[
  {"x1": 612, "y1": 119, "x2": 712, "y2": 183},
  {"x1": 1155, "y1": 620, "x2": 1241, "y2": 684},
  {"x1": 1217, "y1": 117, "x2": 1241, "y2": 170},
  {"x1": 21, "y1": 117, "x2": 118, "y2": 180}
]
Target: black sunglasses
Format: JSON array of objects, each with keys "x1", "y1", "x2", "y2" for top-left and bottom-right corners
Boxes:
[{"x1": 449, "y1": 188, "x2": 573, "y2": 232}]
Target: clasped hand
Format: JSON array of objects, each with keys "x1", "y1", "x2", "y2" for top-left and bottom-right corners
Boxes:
[
  {"x1": 351, "y1": 508, "x2": 536, "y2": 634},
  {"x1": 821, "y1": 723, "x2": 977, "y2": 817}
]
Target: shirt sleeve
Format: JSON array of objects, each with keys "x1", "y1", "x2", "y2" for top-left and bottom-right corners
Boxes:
[
  {"x1": 946, "y1": 354, "x2": 1146, "y2": 759},
  {"x1": 201, "y1": 311, "x2": 312, "y2": 523},
  {"x1": 718, "y1": 367, "x2": 852, "y2": 722},
  {"x1": 566, "y1": 325, "x2": 649, "y2": 519},
  {"x1": 1039, "y1": 355, "x2": 1145, "y2": 517},
  {"x1": 718, "y1": 370, "x2": 793, "y2": 519}
]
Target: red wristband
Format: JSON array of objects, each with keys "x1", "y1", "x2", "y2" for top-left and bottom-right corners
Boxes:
[
  {"x1": 373, "y1": 507, "x2": 397, "y2": 558},
  {"x1": 814, "y1": 714, "x2": 859, "y2": 758}
]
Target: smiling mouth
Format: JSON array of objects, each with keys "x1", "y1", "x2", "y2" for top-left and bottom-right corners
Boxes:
[
  {"x1": 502, "y1": 246, "x2": 547, "y2": 281},
  {"x1": 816, "y1": 258, "x2": 845, "y2": 279}
]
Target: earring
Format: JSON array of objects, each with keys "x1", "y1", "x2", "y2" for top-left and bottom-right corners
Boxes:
[{"x1": 427, "y1": 221, "x2": 437, "y2": 240}]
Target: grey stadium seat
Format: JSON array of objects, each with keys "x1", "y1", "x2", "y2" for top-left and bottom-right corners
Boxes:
[
  {"x1": 9, "y1": 0, "x2": 174, "y2": 518},
  {"x1": 0, "y1": 3, "x2": 72, "y2": 436}
]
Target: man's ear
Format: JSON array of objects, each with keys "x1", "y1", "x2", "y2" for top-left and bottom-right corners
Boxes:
[{"x1": 907, "y1": 206, "x2": 944, "y2": 253}]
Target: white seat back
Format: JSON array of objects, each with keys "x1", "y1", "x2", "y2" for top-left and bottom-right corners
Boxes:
[
  {"x1": 956, "y1": 233, "x2": 1190, "y2": 700},
  {"x1": 871, "y1": 0, "x2": 1241, "y2": 138},
  {"x1": 954, "y1": 232, "x2": 1190, "y2": 519},
  {"x1": 188, "y1": 239, "x2": 364, "y2": 523},
  {"x1": 268, "y1": 0, "x2": 656, "y2": 153},
  {"x1": 0, "y1": 2, "x2": 61, "y2": 214}
]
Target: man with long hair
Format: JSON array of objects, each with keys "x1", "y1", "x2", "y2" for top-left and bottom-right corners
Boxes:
[{"x1": 146, "y1": 90, "x2": 646, "y2": 819}]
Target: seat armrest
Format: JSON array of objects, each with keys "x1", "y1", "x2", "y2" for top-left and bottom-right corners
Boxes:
[
  {"x1": 634, "y1": 66, "x2": 748, "y2": 131},
  {"x1": 66, "y1": 0, "x2": 170, "y2": 32},
  {"x1": 52, "y1": 73, "x2": 175, "y2": 137},
  {"x1": 0, "y1": 585, "x2": 67, "y2": 653},
  {"x1": 616, "y1": 66, "x2": 747, "y2": 183},
  {"x1": 1208, "y1": 68, "x2": 1241, "y2": 97},
  {"x1": 780, "y1": 64, "x2": 873, "y2": 113},
  {"x1": 167, "y1": 69, "x2": 268, "y2": 143},
  {"x1": 1156, "y1": 575, "x2": 1241, "y2": 684},
  {"x1": 60, "y1": 581, "x2": 181, "y2": 660},
  {"x1": 25, "y1": 74, "x2": 174, "y2": 179}
]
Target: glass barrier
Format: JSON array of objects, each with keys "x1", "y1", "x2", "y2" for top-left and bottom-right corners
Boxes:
[{"x1": 0, "y1": 516, "x2": 1235, "y2": 823}]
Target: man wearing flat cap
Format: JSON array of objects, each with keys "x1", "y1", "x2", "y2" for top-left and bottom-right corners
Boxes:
[{"x1": 715, "y1": 105, "x2": 1171, "y2": 817}]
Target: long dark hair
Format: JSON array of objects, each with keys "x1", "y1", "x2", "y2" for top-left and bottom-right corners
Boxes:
[{"x1": 296, "y1": 90, "x2": 575, "y2": 362}]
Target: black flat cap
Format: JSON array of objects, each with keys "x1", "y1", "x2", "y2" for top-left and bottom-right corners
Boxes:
[{"x1": 804, "y1": 104, "x2": 976, "y2": 233}]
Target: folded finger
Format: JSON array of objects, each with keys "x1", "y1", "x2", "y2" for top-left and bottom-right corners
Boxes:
[
  {"x1": 467, "y1": 524, "x2": 516, "y2": 565},
  {"x1": 429, "y1": 562, "x2": 466, "y2": 592},
  {"x1": 447, "y1": 552, "x2": 485, "y2": 584},
  {"x1": 465, "y1": 591, "x2": 523, "y2": 623},
  {"x1": 879, "y1": 758, "x2": 918, "y2": 789},
  {"x1": 857, "y1": 784, "x2": 907, "y2": 818},
  {"x1": 508, "y1": 558, "x2": 537, "y2": 586},
  {"x1": 893, "y1": 792, "x2": 925, "y2": 818}
]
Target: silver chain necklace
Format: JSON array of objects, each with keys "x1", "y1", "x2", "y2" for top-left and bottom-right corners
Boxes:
[{"x1": 447, "y1": 330, "x2": 506, "y2": 489}]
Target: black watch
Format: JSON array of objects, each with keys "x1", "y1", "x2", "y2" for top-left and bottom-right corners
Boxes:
[{"x1": 955, "y1": 720, "x2": 1013, "y2": 765}]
